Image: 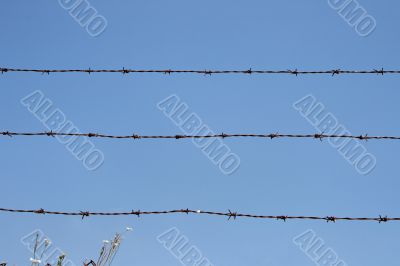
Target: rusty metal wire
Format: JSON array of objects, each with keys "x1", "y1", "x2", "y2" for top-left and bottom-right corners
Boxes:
[
  {"x1": 0, "y1": 208, "x2": 396, "y2": 223},
  {"x1": 1, "y1": 131, "x2": 400, "y2": 141},
  {"x1": 0, "y1": 67, "x2": 396, "y2": 76}
]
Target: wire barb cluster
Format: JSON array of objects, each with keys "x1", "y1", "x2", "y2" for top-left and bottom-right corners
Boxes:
[
  {"x1": 0, "y1": 67, "x2": 398, "y2": 76},
  {"x1": 1, "y1": 131, "x2": 400, "y2": 141},
  {"x1": 0, "y1": 208, "x2": 397, "y2": 223}
]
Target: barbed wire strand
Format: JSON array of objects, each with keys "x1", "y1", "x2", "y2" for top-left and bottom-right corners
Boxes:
[
  {"x1": 1, "y1": 131, "x2": 400, "y2": 141},
  {"x1": 0, "y1": 67, "x2": 396, "y2": 76},
  {"x1": 0, "y1": 208, "x2": 397, "y2": 223}
]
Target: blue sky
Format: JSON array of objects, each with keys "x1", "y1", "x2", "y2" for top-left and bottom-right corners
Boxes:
[{"x1": 1, "y1": 1, "x2": 400, "y2": 265}]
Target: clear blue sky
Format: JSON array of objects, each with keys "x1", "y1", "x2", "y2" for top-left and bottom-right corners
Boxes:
[{"x1": 1, "y1": 1, "x2": 400, "y2": 265}]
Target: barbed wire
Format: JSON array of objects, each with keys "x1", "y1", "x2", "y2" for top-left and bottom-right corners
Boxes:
[
  {"x1": 1, "y1": 131, "x2": 400, "y2": 141},
  {"x1": 0, "y1": 208, "x2": 397, "y2": 223},
  {"x1": 0, "y1": 67, "x2": 397, "y2": 76}
]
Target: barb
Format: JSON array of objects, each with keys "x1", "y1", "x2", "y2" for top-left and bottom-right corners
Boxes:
[
  {"x1": 1, "y1": 131, "x2": 400, "y2": 141},
  {"x1": 0, "y1": 67, "x2": 399, "y2": 76},
  {"x1": 0, "y1": 208, "x2": 398, "y2": 223}
]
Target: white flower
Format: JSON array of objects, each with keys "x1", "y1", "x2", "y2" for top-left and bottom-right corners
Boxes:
[
  {"x1": 30, "y1": 258, "x2": 41, "y2": 264},
  {"x1": 126, "y1": 227, "x2": 133, "y2": 232}
]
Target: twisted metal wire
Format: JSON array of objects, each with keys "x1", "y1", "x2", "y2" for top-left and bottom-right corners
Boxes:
[
  {"x1": 0, "y1": 208, "x2": 396, "y2": 223},
  {"x1": 1, "y1": 131, "x2": 400, "y2": 141},
  {"x1": 0, "y1": 67, "x2": 396, "y2": 76}
]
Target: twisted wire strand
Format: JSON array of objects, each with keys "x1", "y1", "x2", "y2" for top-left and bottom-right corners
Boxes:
[
  {"x1": 1, "y1": 131, "x2": 400, "y2": 141},
  {"x1": 0, "y1": 208, "x2": 397, "y2": 223},
  {"x1": 0, "y1": 67, "x2": 396, "y2": 76}
]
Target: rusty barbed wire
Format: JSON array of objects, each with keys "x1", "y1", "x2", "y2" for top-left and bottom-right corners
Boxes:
[
  {"x1": 0, "y1": 208, "x2": 397, "y2": 223},
  {"x1": 1, "y1": 131, "x2": 400, "y2": 141},
  {"x1": 0, "y1": 67, "x2": 397, "y2": 76}
]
